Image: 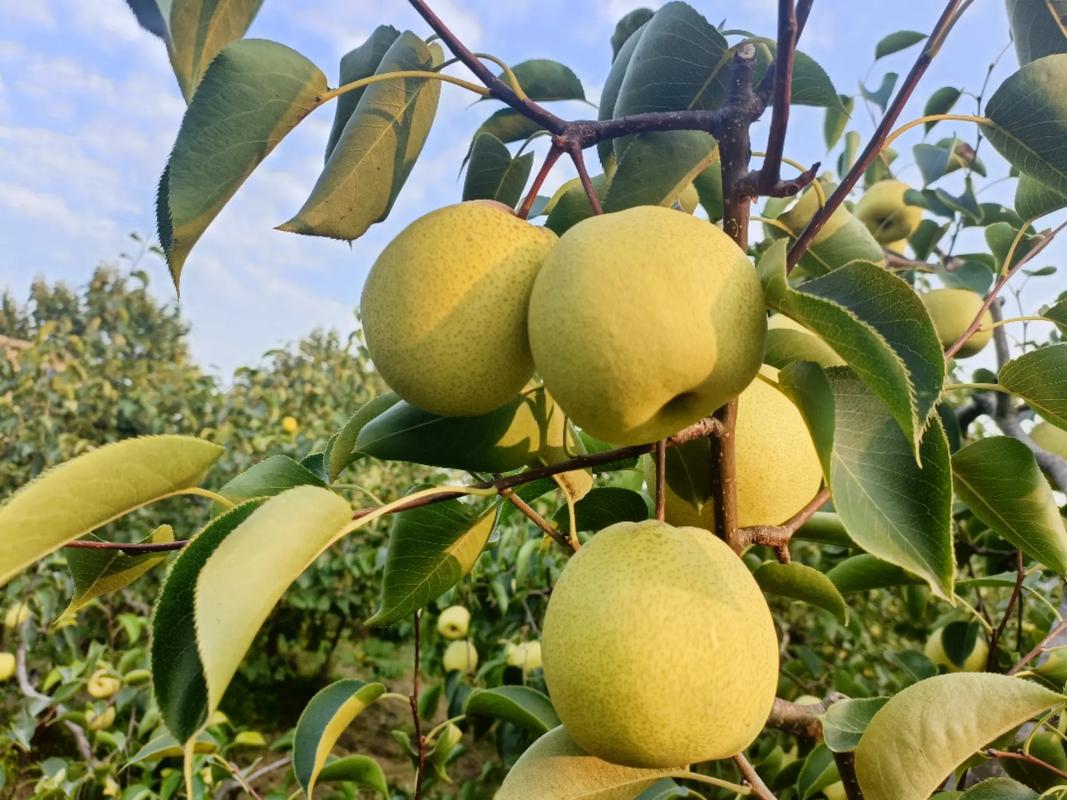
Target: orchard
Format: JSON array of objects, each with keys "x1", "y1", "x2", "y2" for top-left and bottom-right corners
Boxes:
[{"x1": 3, "y1": 0, "x2": 1067, "y2": 799}]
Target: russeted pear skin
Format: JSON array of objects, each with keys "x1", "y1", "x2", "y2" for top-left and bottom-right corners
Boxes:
[
  {"x1": 360, "y1": 202, "x2": 557, "y2": 416},
  {"x1": 921, "y1": 288, "x2": 992, "y2": 357},
  {"x1": 528, "y1": 206, "x2": 766, "y2": 445},
  {"x1": 542, "y1": 521, "x2": 779, "y2": 768},
  {"x1": 496, "y1": 727, "x2": 675, "y2": 800}
]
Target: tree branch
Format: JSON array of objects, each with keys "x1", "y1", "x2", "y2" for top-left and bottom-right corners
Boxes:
[
  {"x1": 833, "y1": 751, "x2": 864, "y2": 800},
  {"x1": 741, "y1": 487, "x2": 830, "y2": 562},
  {"x1": 518, "y1": 144, "x2": 563, "y2": 220},
  {"x1": 500, "y1": 487, "x2": 574, "y2": 551},
  {"x1": 757, "y1": 0, "x2": 797, "y2": 191},
  {"x1": 986, "y1": 550, "x2": 1024, "y2": 671},
  {"x1": 1009, "y1": 619, "x2": 1067, "y2": 676},
  {"x1": 985, "y1": 748, "x2": 1067, "y2": 780},
  {"x1": 734, "y1": 753, "x2": 778, "y2": 800},
  {"x1": 765, "y1": 697, "x2": 825, "y2": 740},
  {"x1": 411, "y1": 610, "x2": 426, "y2": 800}
]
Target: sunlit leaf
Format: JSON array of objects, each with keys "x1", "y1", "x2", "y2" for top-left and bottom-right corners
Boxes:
[
  {"x1": 754, "y1": 561, "x2": 848, "y2": 623},
  {"x1": 325, "y1": 26, "x2": 401, "y2": 161},
  {"x1": 1006, "y1": 0, "x2": 1067, "y2": 65},
  {"x1": 999, "y1": 344, "x2": 1067, "y2": 429},
  {"x1": 875, "y1": 30, "x2": 926, "y2": 60},
  {"x1": 464, "y1": 686, "x2": 560, "y2": 735}
]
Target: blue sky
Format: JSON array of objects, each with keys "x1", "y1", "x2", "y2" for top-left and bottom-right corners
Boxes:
[{"x1": 0, "y1": 0, "x2": 1060, "y2": 375}]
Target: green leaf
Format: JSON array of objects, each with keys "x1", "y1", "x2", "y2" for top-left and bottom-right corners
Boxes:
[
  {"x1": 0, "y1": 435, "x2": 221, "y2": 588},
  {"x1": 59, "y1": 525, "x2": 173, "y2": 621},
  {"x1": 551, "y1": 487, "x2": 648, "y2": 534},
  {"x1": 157, "y1": 39, "x2": 326, "y2": 285},
  {"x1": 462, "y1": 133, "x2": 534, "y2": 208},
  {"x1": 598, "y1": 17, "x2": 646, "y2": 168},
  {"x1": 914, "y1": 140, "x2": 985, "y2": 186},
  {"x1": 355, "y1": 389, "x2": 565, "y2": 473},
  {"x1": 824, "y1": 95, "x2": 855, "y2": 150},
  {"x1": 152, "y1": 487, "x2": 352, "y2": 742},
  {"x1": 605, "y1": 131, "x2": 718, "y2": 212},
  {"x1": 953, "y1": 436, "x2": 1067, "y2": 574},
  {"x1": 127, "y1": 732, "x2": 218, "y2": 765},
  {"x1": 216, "y1": 455, "x2": 325, "y2": 507},
  {"x1": 797, "y1": 743, "x2": 839, "y2": 800},
  {"x1": 760, "y1": 241, "x2": 946, "y2": 450},
  {"x1": 367, "y1": 499, "x2": 497, "y2": 626},
  {"x1": 985, "y1": 55, "x2": 1067, "y2": 198},
  {"x1": 959, "y1": 778, "x2": 1038, "y2": 800},
  {"x1": 1015, "y1": 173, "x2": 1067, "y2": 219},
  {"x1": 875, "y1": 31, "x2": 927, "y2": 60},
  {"x1": 279, "y1": 32, "x2": 441, "y2": 240},
  {"x1": 500, "y1": 59, "x2": 585, "y2": 102},
  {"x1": 1044, "y1": 296, "x2": 1067, "y2": 333},
  {"x1": 324, "y1": 393, "x2": 401, "y2": 482},
  {"x1": 635, "y1": 780, "x2": 692, "y2": 800},
  {"x1": 316, "y1": 755, "x2": 389, "y2": 796},
  {"x1": 790, "y1": 51, "x2": 845, "y2": 109},
  {"x1": 125, "y1": 0, "x2": 167, "y2": 38},
  {"x1": 924, "y1": 86, "x2": 962, "y2": 132},
  {"x1": 794, "y1": 512, "x2": 855, "y2": 548},
  {"x1": 821, "y1": 697, "x2": 889, "y2": 752},
  {"x1": 855, "y1": 673, "x2": 1065, "y2": 800},
  {"x1": 826, "y1": 554, "x2": 923, "y2": 593},
  {"x1": 861, "y1": 72, "x2": 898, "y2": 112},
  {"x1": 464, "y1": 686, "x2": 561, "y2": 735},
  {"x1": 754, "y1": 562, "x2": 848, "y2": 624},
  {"x1": 544, "y1": 174, "x2": 610, "y2": 235},
  {"x1": 611, "y1": 8, "x2": 654, "y2": 61},
  {"x1": 325, "y1": 26, "x2": 401, "y2": 161},
  {"x1": 999, "y1": 344, "x2": 1067, "y2": 429},
  {"x1": 162, "y1": 0, "x2": 264, "y2": 102},
  {"x1": 471, "y1": 109, "x2": 546, "y2": 154},
  {"x1": 293, "y1": 679, "x2": 387, "y2": 797},
  {"x1": 783, "y1": 365, "x2": 954, "y2": 599},
  {"x1": 1006, "y1": 0, "x2": 1067, "y2": 65}
]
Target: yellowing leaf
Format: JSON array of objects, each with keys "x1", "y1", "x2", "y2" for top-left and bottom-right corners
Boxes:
[
  {"x1": 855, "y1": 674, "x2": 1064, "y2": 800},
  {"x1": 0, "y1": 436, "x2": 222, "y2": 588},
  {"x1": 165, "y1": 0, "x2": 264, "y2": 101}
]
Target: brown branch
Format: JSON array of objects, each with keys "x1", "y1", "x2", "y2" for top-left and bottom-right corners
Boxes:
[
  {"x1": 833, "y1": 752, "x2": 864, "y2": 800},
  {"x1": 786, "y1": 0, "x2": 968, "y2": 270},
  {"x1": 741, "y1": 487, "x2": 830, "y2": 562},
  {"x1": 733, "y1": 753, "x2": 777, "y2": 800},
  {"x1": 720, "y1": 44, "x2": 760, "y2": 241},
  {"x1": 985, "y1": 748, "x2": 1067, "y2": 780},
  {"x1": 518, "y1": 144, "x2": 563, "y2": 219},
  {"x1": 757, "y1": 0, "x2": 797, "y2": 191},
  {"x1": 765, "y1": 697, "x2": 824, "y2": 740},
  {"x1": 654, "y1": 439, "x2": 667, "y2": 523},
  {"x1": 710, "y1": 401, "x2": 742, "y2": 551},
  {"x1": 796, "y1": 0, "x2": 815, "y2": 35},
  {"x1": 499, "y1": 487, "x2": 574, "y2": 552},
  {"x1": 411, "y1": 610, "x2": 426, "y2": 800},
  {"x1": 986, "y1": 550, "x2": 1025, "y2": 671},
  {"x1": 565, "y1": 140, "x2": 602, "y2": 216},
  {"x1": 1009, "y1": 619, "x2": 1067, "y2": 675}
]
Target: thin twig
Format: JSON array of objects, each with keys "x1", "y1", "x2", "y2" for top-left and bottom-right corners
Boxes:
[
  {"x1": 1009, "y1": 619, "x2": 1067, "y2": 675},
  {"x1": 500, "y1": 487, "x2": 573, "y2": 551},
  {"x1": 985, "y1": 748, "x2": 1067, "y2": 779},
  {"x1": 654, "y1": 439, "x2": 667, "y2": 523},
  {"x1": 711, "y1": 400, "x2": 742, "y2": 552},
  {"x1": 741, "y1": 487, "x2": 830, "y2": 562},
  {"x1": 518, "y1": 144, "x2": 563, "y2": 219},
  {"x1": 757, "y1": 0, "x2": 797, "y2": 190},
  {"x1": 411, "y1": 611, "x2": 426, "y2": 800},
  {"x1": 986, "y1": 550, "x2": 1025, "y2": 671},
  {"x1": 733, "y1": 753, "x2": 777, "y2": 800},
  {"x1": 566, "y1": 141, "x2": 602, "y2": 215},
  {"x1": 765, "y1": 696, "x2": 825, "y2": 740}
]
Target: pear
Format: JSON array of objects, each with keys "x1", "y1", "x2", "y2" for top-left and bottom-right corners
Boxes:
[
  {"x1": 4, "y1": 601, "x2": 30, "y2": 629},
  {"x1": 496, "y1": 727, "x2": 676, "y2": 800},
  {"x1": 823, "y1": 781, "x2": 848, "y2": 800},
  {"x1": 921, "y1": 288, "x2": 992, "y2": 357},
  {"x1": 506, "y1": 640, "x2": 543, "y2": 673},
  {"x1": 542, "y1": 521, "x2": 778, "y2": 768},
  {"x1": 528, "y1": 206, "x2": 766, "y2": 446},
  {"x1": 361, "y1": 201, "x2": 557, "y2": 416},
  {"x1": 854, "y1": 180, "x2": 923, "y2": 244},
  {"x1": 924, "y1": 622, "x2": 988, "y2": 672},
  {"x1": 0, "y1": 652, "x2": 14, "y2": 682},
  {"x1": 644, "y1": 367, "x2": 823, "y2": 530},
  {"x1": 436, "y1": 605, "x2": 470, "y2": 640},
  {"x1": 884, "y1": 238, "x2": 908, "y2": 254},
  {"x1": 87, "y1": 705, "x2": 116, "y2": 732},
  {"x1": 764, "y1": 315, "x2": 846, "y2": 369},
  {"x1": 1031, "y1": 420, "x2": 1067, "y2": 459},
  {"x1": 676, "y1": 182, "x2": 700, "y2": 214},
  {"x1": 87, "y1": 669, "x2": 122, "y2": 699},
  {"x1": 442, "y1": 640, "x2": 478, "y2": 673}
]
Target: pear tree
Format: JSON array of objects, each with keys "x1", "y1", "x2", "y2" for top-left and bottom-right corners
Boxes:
[{"x1": 4, "y1": 0, "x2": 1067, "y2": 798}]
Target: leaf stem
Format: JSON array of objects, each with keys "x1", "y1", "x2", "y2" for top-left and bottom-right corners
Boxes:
[
  {"x1": 731, "y1": 753, "x2": 776, "y2": 799},
  {"x1": 980, "y1": 315, "x2": 1053, "y2": 330},
  {"x1": 878, "y1": 113, "x2": 989, "y2": 154},
  {"x1": 318, "y1": 70, "x2": 489, "y2": 104},
  {"x1": 666, "y1": 768, "x2": 753, "y2": 795},
  {"x1": 942, "y1": 382, "x2": 1007, "y2": 393}
]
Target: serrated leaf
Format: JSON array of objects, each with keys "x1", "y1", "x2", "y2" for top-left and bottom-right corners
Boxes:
[
  {"x1": 551, "y1": 487, "x2": 648, "y2": 534},
  {"x1": 325, "y1": 393, "x2": 400, "y2": 481},
  {"x1": 216, "y1": 455, "x2": 325, "y2": 508},
  {"x1": 760, "y1": 241, "x2": 945, "y2": 450},
  {"x1": 158, "y1": 39, "x2": 326, "y2": 285},
  {"x1": 367, "y1": 500, "x2": 497, "y2": 626},
  {"x1": 59, "y1": 525, "x2": 173, "y2": 621},
  {"x1": 960, "y1": 778, "x2": 1038, "y2": 800},
  {"x1": 754, "y1": 561, "x2": 848, "y2": 623},
  {"x1": 1006, "y1": 0, "x2": 1067, "y2": 65},
  {"x1": 151, "y1": 488, "x2": 352, "y2": 742},
  {"x1": 464, "y1": 686, "x2": 560, "y2": 735},
  {"x1": 826, "y1": 554, "x2": 923, "y2": 593},
  {"x1": 754, "y1": 44, "x2": 843, "y2": 110},
  {"x1": 953, "y1": 436, "x2": 1067, "y2": 574},
  {"x1": 999, "y1": 344, "x2": 1067, "y2": 429},
  {"x1": 875, "y1": 30, "x2": 927, "y2": 60},
  {"x1": 497, "y1": 59, "x2": 585, "y2": 102},
  {"x1": 985, "y1": 55, "x2": 1067, "y2": 198},
  {"x1": 163, "y1": 0, "x2": 264, "y2": 101},
  {"x1": 544, "y1": 174, "x2": 610, "y2": 235},
  {"x1": 0, "y1": 435, "x2": 221, "y2": 588},
  {"x1": 280, "y1": 32, "x2": 440, "y2": 240},
  {"x1": 316, "y1": 755, "x2": 389, "y2": 796},
  {"x1": 127, "y1": 732, "x2": 218, "y2": 765},
  {"x1": 325, "y1": 26, "x2": 401, "y2": 161},
  {"x1": 861, "y1": 72, "x2": 898, "y2": 112},
  {"x1": 462, "y1": 133, "x2": 534, "y2": 208},
  {"x1": 293, "y1": 679, "x2": 387, "y2": 796},
  {"x1": 782, "y1": 365, "x2": 954, "y2": 599},
  {"x1": 822, "y1": 697, "x2": 889, "y2": 752},
  {"x1": 855, "y1": 673, "x2": 1064, "y2": 800},
  {"x1": 797, "y1": 743, "x2": 838, "y2": 800},
  {"x1": 1015, "y1": 172, "x2": 1067, "y2": 219}
]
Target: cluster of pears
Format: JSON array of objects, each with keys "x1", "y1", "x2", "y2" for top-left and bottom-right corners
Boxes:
[{"x1": 437, "y1": 605, "x2": 480, "y2": 673}]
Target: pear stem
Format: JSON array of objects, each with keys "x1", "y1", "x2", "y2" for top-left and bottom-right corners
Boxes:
[
  {"x1": 517, "y1": 144, "x2": 563, "y2": 220},
  {"x1": 654, "y1": 439, "x2": 667, "y2": 523},
  {"x1": 732, "y1": 753, "x2": 777, "y2": 799}
]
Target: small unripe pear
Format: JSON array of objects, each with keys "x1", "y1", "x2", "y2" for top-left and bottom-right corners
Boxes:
[
  {"x1": 924, "y1": 624, "x2": 988, "y2": 672},
  {"x1": 506, "y1": 640, "x2": 542, "y2": 672},
  {"x1": 87, "y1": 670, "x2": 122, "y2": 699},
  {"x1": 823, "y1": 780, "x2": 848, "y2": 800},
  {"x1": 854, "y1": 180, "x2": 923, "y2": 244},
  {"x1": 361, "y1": 202, "x2": 557, "y2": 416},
  {"x1": 436, "y1": 605, "x2": 470, "y2": 640},
  {"x1": 4, "y1": 601, "x2": 30, "y2": 629},
  {"x1": 0, "y1": 652, "x2": 14, "y2": 681},
  {"x1": 1032, "y1": 420, "x2": 1067, "y2": 459},
  {"x1": 442, "y1": 640, "x2": 478, "y2": 673},
  {"x1": 675, "y1": 182, "x2": 700, "y2": 214},
  {"x1": 87, "y1": 705, "x2": 116, "y2": 731},
  {"x1": 921, "y1": 288, "x2": 992, "y2": 358}
]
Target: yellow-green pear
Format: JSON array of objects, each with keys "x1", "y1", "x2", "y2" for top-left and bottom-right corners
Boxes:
[
  {"x1": 921, "y1": 288, "x2": 992, "y2": 357},
  {"x1": 496, "y1": 727, "x2": 676, "y2": 800},
  {"x1": 361, "y1": 201, "x2": 557, "y2": 416},
  {"x1": 1032, "y1": 420, "x2": 1067, "y2": 459},
  {"x1": 87, "y1": 669, "x2": 122, "y2": 699},
  {"x1": 436, "y1": 605, "x2": 470, "y2": 640},
  {"x1": 4, "y1": 601, "x2": 30, "y2": 629},
  {"x1": 777, "y1": 183, "x2": 853, "y2": 243},
  {"x1": 823, "y1": 781, "x2": 848, "y2": 800},
  {"x1": 542, "y1": 521, "x2": 779, "y2": 768},
  {"x1": 645, "y1": 367, "x2": 823, "y2": 531},
  {"x1": 794, "y1": 694, "x2": 822, "y2": 706},
  {"x1": 0, "y1": 652, "x2": 14, "y2": 682},
  {"x1": 924, "y1": 624, "x2": 988, "y2": 672},
  {"x1": 506, "y1": 640, "x2": 542, "y2": 673},
  {"x1": 854, "y1": 180, "x2": 923, "y2": 243},
  {"x1": 442, "y1": 640, "x2": 478, "y2": 673},
  {"x1": 885, "y1": 238, "x2": 908, "y2": 254},
  {"x1": 764, "y1": 315, "x2": 846, "y2": 369},
  {"x1": 676, "y1": 182, "x2": 700, "y2": 214},
  {"x1": 87, "y1": 705, "x2": 116, "y2": 732},
  {"x1": 529, "y1": 206, "x2": 766, "y2": 445}
]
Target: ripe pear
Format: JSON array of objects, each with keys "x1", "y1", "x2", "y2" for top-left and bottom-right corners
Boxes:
[
  {"x1": 0, "y1": 651, "x2": 14, "y2": 681},
  {"x1": 885, "y1": 238, "x2": 908, "y2": 254},
  {"x1": 542, "y1": 521, "x2": 779, "y2": 768},
  {"x1": 528, "y1": 206, "x2": 766, "y2": 445},
  {"x1": 924, "y1": 623, "x2": 988, "y2": 672},
  {"x1": 436, "y1": 605, "x2": 470, "y2": 640},
  {"x1": 854, "y1": 180, "x2": 923, "y2": 244},
  {"x1": 764, "y1": 315, "x2": 846, "y2": 369},
  {"x1": 921, "y1": 288, "x2": 992, "y2": 357},
  {"x1": 87, "y1": 669, "x2": 122, "y2": 699},
  {"x1": 644, "y1": 367, "x2": 823, "y2": 530},
  {"x1": 442, "y1": 640, "x2": 478, "y2": 673},
  {"x1": 1032, "y1": 420, "x2": 1067, "y2": 459},
  {"x1": 676, "y1": 182, "x2": 700, "y2": 214},
  {"x1": 506, "y1": 640, "x2": 543, "y2": 673},
  {"x1": 496, "y1": 726, "x2": 676, "y2": 800},
  {"x1": 361, "y1": 201, "x2": 557, "y2": 416}
]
